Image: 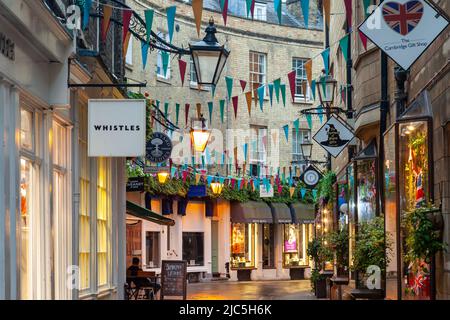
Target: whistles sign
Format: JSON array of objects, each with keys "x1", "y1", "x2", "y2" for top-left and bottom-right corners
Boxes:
[{"x1": 88, "y1": 99, "x2": 146, "y2": 157}]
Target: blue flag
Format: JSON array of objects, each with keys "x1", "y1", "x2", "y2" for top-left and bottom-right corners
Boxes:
[
  {"x1": 166, "y1": 6, "x2": 177, "y2": 43},
  {"x1": 141, "y1": 41, "x2": 149, "y2": 70},
  {"x1": 301, "y1": 0, "x2": 310, "y2": 28},
  {"x1": 283, "y1": 125, "x2": 289, "y2": 142},
  {"x1": 321, "y1": 48, "x2": 330, "y2": 75},
  {"x1": 257, "y1": 85, "x2": 265, "y2": 111}
]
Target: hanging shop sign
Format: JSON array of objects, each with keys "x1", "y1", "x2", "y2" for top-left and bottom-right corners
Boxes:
[
  {"x1": 126, "y1": 177, "x2": 145, "y2": 192},
  {"x1": 359, "y1": 0, "x2": 449, "y2": 70},
  {"x1": 313, "y1": 115, "x2": 355, "y2": 158},
  {"x1": 88, "y1": 99, "x2": 146, "y2": 157},
  {"x1": 300, "y1": 165, "x2": 323, "y2": 189},
  {"x1": 0, "y1": 31, "x2": 15, "y2": 61},
  {"x1": 160, "y1": 260, "x2": 187, "y2": 300},
  {"x1": 146, "y1": 132, "x2": 173, "y2": 163},
  {"x1": 260, "y1": 184, "x2": 274, "y2": 198}
]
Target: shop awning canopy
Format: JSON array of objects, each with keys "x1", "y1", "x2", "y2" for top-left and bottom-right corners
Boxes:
[
  {"x1": 269, "y1": 203, "x2": 293, "y2": 224},
  {"x1": 230, "y1": 201, "x2": 273, "y2": 224},
  {"x1": 289, "y1": 203, "x2": 316, "y2": 224},
  {"x1": 126, "y1": 201, "x2": 175, "y2": 226}
]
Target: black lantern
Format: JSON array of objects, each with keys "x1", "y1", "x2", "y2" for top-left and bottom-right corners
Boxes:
[
  {"x1": 190, "y1": 18, "x2": 230, "y2": 86},
  {"x1": 316, "y1": 73, "x2": 338, "y2": 106},
  {"x1": 300, "y1": 140, "x2": 313, "y2": 159}
]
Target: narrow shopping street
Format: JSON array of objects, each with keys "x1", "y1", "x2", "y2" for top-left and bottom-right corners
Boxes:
[{"x1": 187, "y1": 280, "x2": 316, "y2": 300}]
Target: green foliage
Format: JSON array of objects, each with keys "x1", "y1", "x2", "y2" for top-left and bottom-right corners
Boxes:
[
  {"x1": 404, "y1": 205, "x2": 446, "y2": 265},
  {"x1": 126, "y1": 160, "x2": 145, "y2": 178},
  {"x1": 145, "y1": 175, "x2": 190, "y2": 198},
  {"x1": 309, "y1": 268, "x2": 326, "y2": 292},
  {"x1": 352, "y1": 216, "x2": 392, "y2": 275},
  {"x1": 317, "y1": 171, "x2": 336, "y2": 202},
  {"x1": 307, "y1": 236, "x2": 333, "y2": 267},
  {"x1": 127, "y1": 91, "x2": 153, "y2": 141},
  {"x1": 328, "y1": 227, "x2": 349, "y2": 269}
]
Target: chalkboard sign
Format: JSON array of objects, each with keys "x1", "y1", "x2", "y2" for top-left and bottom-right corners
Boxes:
[
  {"x1": 126, "y1": 177, "x2": 145, "y2": 192},
  {"x1": 160, "y1": 260, "x2": 187, "y2": 300}
]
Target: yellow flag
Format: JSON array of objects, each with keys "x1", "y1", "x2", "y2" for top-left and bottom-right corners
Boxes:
[
  {"x1": 192, "y1": 0, "x2": 203, "y2": 37},
  {"x1": 195, "y1": 173, "x2": 201, "y2": 184},
  {"x1": 305, "y1": 59, "x2": 313, "y2": 86},
  {"x1": 290, "y1": 187, "x2": 296, "y2": 198},
  {"x1": 245, "y1": 91, "x2": 252, "y2": 116},
  {"x1": 323, "y1": 0, "x2": 331, "y2": 26}
]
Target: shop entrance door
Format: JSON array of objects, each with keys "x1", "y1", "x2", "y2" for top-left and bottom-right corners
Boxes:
[{"x1": 211, "y1": 221, "x2": 219, "y2": 275}]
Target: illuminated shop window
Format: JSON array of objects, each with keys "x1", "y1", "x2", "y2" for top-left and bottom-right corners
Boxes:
[
  {"x1": 231, "y1": 223, "x2": 256, "y2": 269},
  {"x1": 283, "y1": 224, "x2": 312, "y2": 267}
]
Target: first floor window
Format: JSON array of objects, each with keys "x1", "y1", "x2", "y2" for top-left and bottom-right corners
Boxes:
[
  {"x1": 262, "y1": 224, "x2": 275, "y2": 268},
  {"x1": 183, "y1": 232, "x2": 204, "y2": 266},
  {"x1": 146, "y1": 232, "x2": 160, "y2": 268},
  {"x1": 292, "y1": 58, "x2": 310, "y2": 100},
  {"x1": 249, "y1": 51, "x2": 267, "y2": 93}
]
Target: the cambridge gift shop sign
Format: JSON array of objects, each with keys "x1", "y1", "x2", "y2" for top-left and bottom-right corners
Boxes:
[{"x1": 88, "y1": 99, "x2": 146, "y2": 157}]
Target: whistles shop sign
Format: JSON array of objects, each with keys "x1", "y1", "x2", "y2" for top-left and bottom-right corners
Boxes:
[{"x1": 88, "y1": 99, "x2": 146, "y2": 157}]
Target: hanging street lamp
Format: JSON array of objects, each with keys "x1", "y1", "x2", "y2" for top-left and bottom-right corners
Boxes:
[
  {"x1": 210, "y1": 174, "x2": 224, "y2": 195},
  {"x1": 190, "y1": 114, "x2": 211, "y2": 153},
  {"x1": 316, "y1": 72, "x2": 338, "y2": 106},
  {"x1": 300, "y1": 140, "x2": 313, "y2": 160},
  {"x1": 190, "y1": 17, "x2": 230, "y2": 87}
]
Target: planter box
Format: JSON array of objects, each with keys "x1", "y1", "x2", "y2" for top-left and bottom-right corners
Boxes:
[{"x1": 315, "y1": 278, "x2": 327, "y2": 298}]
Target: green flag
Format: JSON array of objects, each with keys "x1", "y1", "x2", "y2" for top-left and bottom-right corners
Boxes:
[
  {"x1": 144, "y1": 9, "x2": 154, "y2": 43},
  {"x1": 208, "y1": 102, "x2": 213, "y2": 124},
  {"x1": 164, "y1": 102, "x2": 169, "y2": 118},
  {"x1": 162, "y1": 51, "x2": 170, "y2": 77},
  {"x1": 219, "y1": 100, "x2": 225, "y2": 123},
  {"x1": 273, "y1": 78, "x2": 281, "y2": 103},
  {"x1": 339, "y1": 34, "x2": 350, "y2": 62},
  {"x1": 225, "y1": 76, "x2": 233, "y2": 100},
  {"x1": 280, "y1": 84, "x2": 286, "y2": 107},
  {"x1": 175, "y1": 103, "x2": 180, "y2": 125},
  {"x1": 363, "y1": 0, "x2": 371, "y2": 18}
]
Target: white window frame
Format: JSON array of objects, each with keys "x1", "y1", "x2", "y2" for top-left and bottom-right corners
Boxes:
[
  {"x1": 125, "y1": 37, "x2": 133, "y2": 66},
  {"x1": 292, "y1": 128, "x2": 311, "y2": 164},
  {"x1": 292, "y1": 58, "x2": 311, "y2": 101},
  {"x1": 249, "y1": 51, "x2": 267, "y2": 96},
  {"x1": 157, "y1": 31, "x2": 171, "y2": 80},
  {"x1": 250, "y1": 125, "x2": 267, "y2": 166},
  {"x1": 254, "y1": 2, "x2": 267, "y2": 21}
]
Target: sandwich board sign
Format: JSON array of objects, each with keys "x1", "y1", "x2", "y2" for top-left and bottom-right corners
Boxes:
[
  {"x1": 359, "y1": 0, "x2": 449, "y2": 71},
  {"x1": 313, "y1": 115, "x2": 355, "y2": 158}
]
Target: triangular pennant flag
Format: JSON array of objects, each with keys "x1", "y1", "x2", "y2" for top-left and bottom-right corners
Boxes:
[
  {"x1": 83, "y1": 0, "x2": 93, "y2": 30},
  {"x1": 306, "y1": 113, "x2": 313, "y2": 129},
  {"x1": 178, "y1": 59, "x2": 187, "y2": 86},
  {"x1": 207, "y1": 175, "x2": 213, "y2": 185},
  {"x1": 192, "y1": 0, "x2": 203, "y2": 37},
  {"x1": 243, "y1": 143, "x2": 248, "y2": 162},
  {"x1": 339, "y1": 34, "x2": 350, "y2": 62},
  {"x1": 344, "y1": 0, "x2": 352, "y2": 29},
  {"x1": 311, "y1": 80, "x2": 317, "y2": 100},
  {"x1": 323, "y1": 0, "x2": 331, "y2": 26},
  {"x1": 293, "y1": 118, "x2": 300, "y2": 136},
  {"x1": 318, "y1": 106, "x2": 324, "y2": 123},
  {"x1": 257, "y1": 85, "x2": 265, "y2": 111},
  {"x1": 359, "y1": 30, "x2": 368, "y2": 51},
  {"x1": 302, "y1": 82, "x2": 307, "y2": 101},
  {"x1": 164, "y1": 102, "x2": 169, "y2": 118},
  {"x1": 273, "y1": 78, "x2": 281, "y2": 103},
  {"x1": 195, "y1": 173, "x2": 201, "y2": 184},
  {"x1": 141, "y1": 41, "x2": 149, "y2": 70},
  {"x1": 175, "y1": 103, "x2": 180, "y2": 125},
  {"x1": 162, "y1": 51, "x2": 170, "y2": 77},
  {"x1": 122, "y1": 10, "x2": 133, "y2": 42},
  {"x1": 185, "y1": 103, "x2": 190, "y2": 125},
  {"x1": 221, "y1": 0, "x2": 229, "y2": 25},
  {"x1": 287, "y1": 71, "x2": 296, "y2": 102},
  {"x1": 245, "y1": 91, "x2": 252, "y2": 116},
  {"x1": 166, "y1": 6, "x2": 177, "y2": 43},
  {"x1": 290, "y1": 187, "x2": 296, "y2": 198},
  {"x1": 274, "y1": 0, "x2": 282, "y2": 24},
  {"x1": 301, "y1": 0, "x2": 310, "y2": 28},
  {"x1": 246, "y1": 0, "x2": 253, "y2": 17},
  {"x1": 301, "y1": 188, "x2": 307, "y2": 199},
  {"x1": 208, "y1": 102, "x2": 213, "y2": 124},
  {"x1": 312, "y1": 189, "x2": 318, "y2": 201},
  {"x1": 305, "y1": 60, "x2": 313, "y2": 86},
  {"x1": 321, "y1": 48, "x2": 330, "y2": 75},
  {"x1": 250, "y1": 0, "x2": 256, "y2": 18},
  {"x1": 102, "y1": 5, "x2": 112, "y2": 42},
  {"x1": 219, "y1": 100, "x2": 225, "y2": 123},
  {"x1": 268, "y1": 83, "x2": 274, "y2": 106},
  {"x1": 283, "y1": 125, "x2": 289, "y2": 142},
  {"x1": 171, "y1": 167, "x2": 177, "y2": 178},
  {"x1": 232, "y1": 96, "x2": 239, "y2": 119},
  {"x1": 240, "y1": 80, "x2": 247, "y2": 92},
  {"x1": 211, "y1": 84, "x2": 216, "y2": 98},
  {"x1": 363, "y1": 0, "x2": 372, "y2": 18},
  {"x1": 225, "y1": 76, "x2": 233, "y2": 100},
  {"x1": 122, "y1": 32, "x2": 132, "y2": 61},
  {"x1": 196, "y1": 103, "x2": 202, "y2": 118},
  {"x1": 280, "y1": 84, "x2": 286, "y2": 107},
  {"x1": 144, "y1": 9, "x2": 154, "y2": 43}
]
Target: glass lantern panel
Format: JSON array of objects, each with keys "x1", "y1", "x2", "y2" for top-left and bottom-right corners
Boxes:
[{"x1": 192, "y1": 50, "x2": 221, "y2": 85}]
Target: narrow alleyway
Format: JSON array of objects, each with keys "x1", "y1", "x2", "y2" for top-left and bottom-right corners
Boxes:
[{"x1": 187, "y1": 280, "x2": 316, "y2": 300}]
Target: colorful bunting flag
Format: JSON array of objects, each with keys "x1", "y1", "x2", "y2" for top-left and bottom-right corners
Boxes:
[
  {"x1": 178, "y1": 59, "x2": 187, "y2": 86},
  {"x1": 185, "y1": 103, "x2": 190, "y2": 125},
  {"x1": 144, "y1": 9, "x2": 154, "y2": 43},
  {"x1": 321, "y1": 48, "x2": 330, "y2": 75},
  {"x1": 268, "y1": 83, "x2": 274, "y2": 106},
  {"x1": 219, "y1": 100, "x2": 225, "y2": 123},
  {"x1": 344, "y1": 0, "x2": 353, "y2": 29},
  {"x1": 220, "y1": 0, "x2": 229, "y2": 25},
  {"x1": 102, "y1": 5, "x2": 112, "y2": 42},
  {"x1": 122, "y1": 10, "x2": 133, "y2": 42},
  {"x1": 245, "y1": 91, "x2": 252, "y2": 116},
  {"x1": 225, "y1": 76, "x2": 233, "y2": 100},
  {"x1": 192, "y1": 0, "x2": 203, "y2": 37},
  {"x1": 323, "y1": 0, "x2": 331, "y2": 26},
  {"x1": 283, "y1": 125, "x2": 289, "y2": 142},
  {"x1": 243, "y1": 143, "x2": 248, "y2": 162},
  {"x1": 274, "y1": 0, "x2": 282, "y2": 24},
  {"x1": 339, "y1": 34, "x2": 350, "y2": 62},
  {"x1": 240, "y1": 80, "x2": 247, "y2": 92},
  {"x1": 246, "y1": 0, "x2": 253, "y2": 18},
  {"x1": 232, "y1": 96, "x2": 239, "y2": 118},
  {"x1": 301, "y1": 188, "x2": 307, "y2": 199},
  {"x1": 290, "y1": 187, "x2": 295, "y2": 198},
  {"x1": 166, "y1": 6, "x2": 177, "y2": 43},
  {"x1": 306, "y1": 113, "x2": 313, "y2": 129},
  {"x1": 208, "y1": 102, "x2": 213, "y2": 124},
  {"x1": 311, "y1": 80, "x2": 316, "y2": 100},
  {"x1": 312, "y1": 189, "x2": 318, "y2": 201},
  {"x1": 257, "y1": 85, "x2": 265, "y2": 111},
  {"x1": 305, "y1": 59, "x2": 313, "y2": 86},
  {"x1": 164, "y1": 102, "x2": 169, "y2": 118},
  {"x1": 318, "y1": 105, "x2": 324, "y2": 123},
  {"x1": 175, "y1": 103, "x2": 180, "y2": 125},
  {"x1": 287, "y1": 71, "x2": 296, "y2": 102},
  {"x1": 141, "y1": 41, "x2": 149, "y2": 70},
  {"x1": 83, "y1": 0, "x2": 92, "y2": 30},
  {"x1": 162, "y1": 51, "x2": 170, "y2": 77},
  {"x1": 273, "y1": 78, "x2": 281, "y2": 103},
  {"x1": 301, "y1": 0, "x2": 310, "y2": 28},
  {"x1": 293, "y1": 118, "x2": 300, "y2": 136},
  {"x1": 211, "y1": 84, "x2": 216, "y2": 98},
  {"x1": 280, "y1": 84, "x2": 286, "y2": 107},
  {"x1": 363, "y1": 0, "x2": 372, "y2": 18},
  {"x1": 359, "y1": 31, "x2": 368, "y2": 51}
]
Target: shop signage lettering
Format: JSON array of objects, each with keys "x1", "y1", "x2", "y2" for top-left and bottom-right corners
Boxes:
[
  {"x1": 313, "y1": 115, "x2": 355, "y2": 158},
  {"x1": 0, "y1": 32, "x2": 15, "y2": 61},
  {"x1": 126, "y1": 177, "x2": 145, "y2": 192},
  {"x1": 160, "y1": 260, "x2": 187, "y2": 300},
  {"x1": 146, "y1": 132, "x2": 173, "y2": 163},
  {"x1": 259, "y1": 184, "x2": 274, "y2": 198},
  {"x1": 359, "y1": 0, "x2": 449, "y2": 70},
  {"x1": 88, "y1": 99, "x2": 146, "y2": 157}
]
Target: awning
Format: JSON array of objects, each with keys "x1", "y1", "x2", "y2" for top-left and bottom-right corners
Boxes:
[
  {"x1": 289, "y1": 203, "x2": 316, "y2": 224},
  {"x1": 230, "y1": 201, "x2": 273, "y2": 224},
  {"x1": 126, "y1": 201, "x2": 175, "y2": 226},
  {"x1": 269, "y1": 203, "x2": 292, "y2": 224}
]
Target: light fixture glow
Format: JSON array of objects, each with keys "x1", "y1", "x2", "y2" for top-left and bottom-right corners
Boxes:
[
  {"x1": 210, "y1": 182, "x2": 224, "y2": 195},
  {"x1": 190, "y1": 115, "x2": 211, "y2": 153},
  {"x1": 157, "y1": 172, "x2": 169, "y2": 184}
]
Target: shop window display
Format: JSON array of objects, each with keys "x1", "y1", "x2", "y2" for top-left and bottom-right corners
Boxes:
[
  {"x1": 283, "y1": 224, "x2": 312, "y2": 267},
  {"x1": 231, "y1": 223, "x2": 256, "y2": 268},
  {"x1": 347, "y1": 163, "x2": 356, "y2": 271},
  {"x1": 316, "y1": 203, "x2": 334, "y2": 271},
  {"x1": 356, "y1": 160, "x2": 377, "y2": 223}
]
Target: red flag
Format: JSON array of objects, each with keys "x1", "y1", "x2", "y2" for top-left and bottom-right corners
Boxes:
[
  {"x1": 359, "y1": 31, "x2": 368, "y2": 51},
  {"x1": 232, "y1": 96, "x2": 238, "y2": 119},
  {"x1": 185, "y1": 103, "x2": 190, "y2": 125},
  {"x1": 231, "y1": 178, "x2": 236, "y2": 189},
  {"x1": 182, "y1": 171, "x2": 188, "y2": 183},
  {"x1": 287, "y1": 71, "x2": 296, "y2": 102},
  {"x1": 250, "y1": 0, "x2": 256, "y2": 18},
  {"x1": 222, "y1": 0, "x2": 229, "y2": 25},
  {"x1": 277, "y1": 184, "x2": 282, "y2": 195},
  {"x1": 122, "y1": 9, "x2": 133, "y2": 42},
  {"x1": 240, "y1": 80, "x2": 247, "y2": 92},
  {"x1": 179, "y1": 59, "x2": 187, "y2": 86},
  {"x1": 344, "y1": 0, "x2": 352, "y2": 29}
]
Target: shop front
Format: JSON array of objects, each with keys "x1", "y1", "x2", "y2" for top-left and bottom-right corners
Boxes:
[{"x1": 383, "y1": 92, "x2": 434, "y2": 300}]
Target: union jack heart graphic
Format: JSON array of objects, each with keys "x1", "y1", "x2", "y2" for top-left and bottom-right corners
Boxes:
[{"x1": 383, "y1": 1, "x2": 424, "y2": 36}]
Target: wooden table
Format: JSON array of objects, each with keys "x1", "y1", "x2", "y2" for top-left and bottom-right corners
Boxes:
[{"x1": 329, "y1": 276, "x2": 349, "y2": 300}]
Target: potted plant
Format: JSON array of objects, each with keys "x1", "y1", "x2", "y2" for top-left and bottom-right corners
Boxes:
[
  {"x1": 351, "y1": 216, "x2": 392, "y2": 290},
  {"x1": 307, "y1": 237, "x2": 333, "y2": 298},
  {"x1": 328, "y1": 227, "x2": 349, "y2": 276}
]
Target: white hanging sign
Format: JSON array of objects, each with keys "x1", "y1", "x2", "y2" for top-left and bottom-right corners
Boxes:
[
  {"x1": 359, "y1": 0, "x2": 449, "y2": 70},
  {"x1": 88, "y1": 99, "x2": 146, "y2": 157},
  {"x1": 313, "y1": 115, "x2": 355, "y2": 158}
]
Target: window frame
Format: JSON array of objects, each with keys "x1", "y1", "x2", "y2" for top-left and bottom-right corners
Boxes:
[
  {"x1": 249, "y1": 51, "x2": 267, "y2": 96},
  {"x1": 182, "y1": 232, "x2": 205, "y2": 267},
  {"x1": 250, "y1": 125, "x2": 268, "y2": 166},
  {"x1": 156, "y1": 31, "x2": 171, "y2": 80},
  {"x1": 292, "y1": 58, "x2": 311, "y2": 101},
  {"x1": 262, "y1": 224, "x2": 275, "y2": 269}
]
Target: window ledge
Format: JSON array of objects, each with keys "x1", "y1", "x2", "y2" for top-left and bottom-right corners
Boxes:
[{"x1": 157, "y1": 76, "x2": 171, "y2": 85}]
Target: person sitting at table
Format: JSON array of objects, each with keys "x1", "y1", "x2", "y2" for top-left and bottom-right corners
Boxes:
[{"x1": 127, "y1": 257, "x2": 161, "y2": 297}]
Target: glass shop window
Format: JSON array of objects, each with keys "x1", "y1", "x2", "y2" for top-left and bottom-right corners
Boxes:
[
  {"x1": 283, "y1": 224, "x2": 311, "y2": 267},
  {"x1": 231, "y1": 223, "x2": 256, "y2": 268},
  {"x1": 146, "y1": 232, "x2": 160, "y2": 268},
  {"x1": 262, "y1": 224, "x2": 275, "y2": 268},
  {"x1": 183, "y1": 232, "x2": 204, "y2": 266},
  {"x1": 356, "y1": 159, "x2": 377, "y2": 223},
  {"x1": 20, "y1": 109, "x2": 34, "y2": 151},
  {"x1": 347, "y1": 163, "x2": 356, "y2": 270}
]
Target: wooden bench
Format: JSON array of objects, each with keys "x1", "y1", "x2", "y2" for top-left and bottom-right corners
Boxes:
[{"x1": 350, "y1": 289, "x2": 384, "y2": 300}]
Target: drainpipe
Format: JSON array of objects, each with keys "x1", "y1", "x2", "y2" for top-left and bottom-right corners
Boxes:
[{"x1": 325, "y1": 11, "x2": 332, "y2": 172}]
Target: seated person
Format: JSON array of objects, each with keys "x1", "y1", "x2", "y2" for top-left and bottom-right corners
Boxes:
[{"x1": 127, "y1": 257, "x2": 161, "y2": 295}]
